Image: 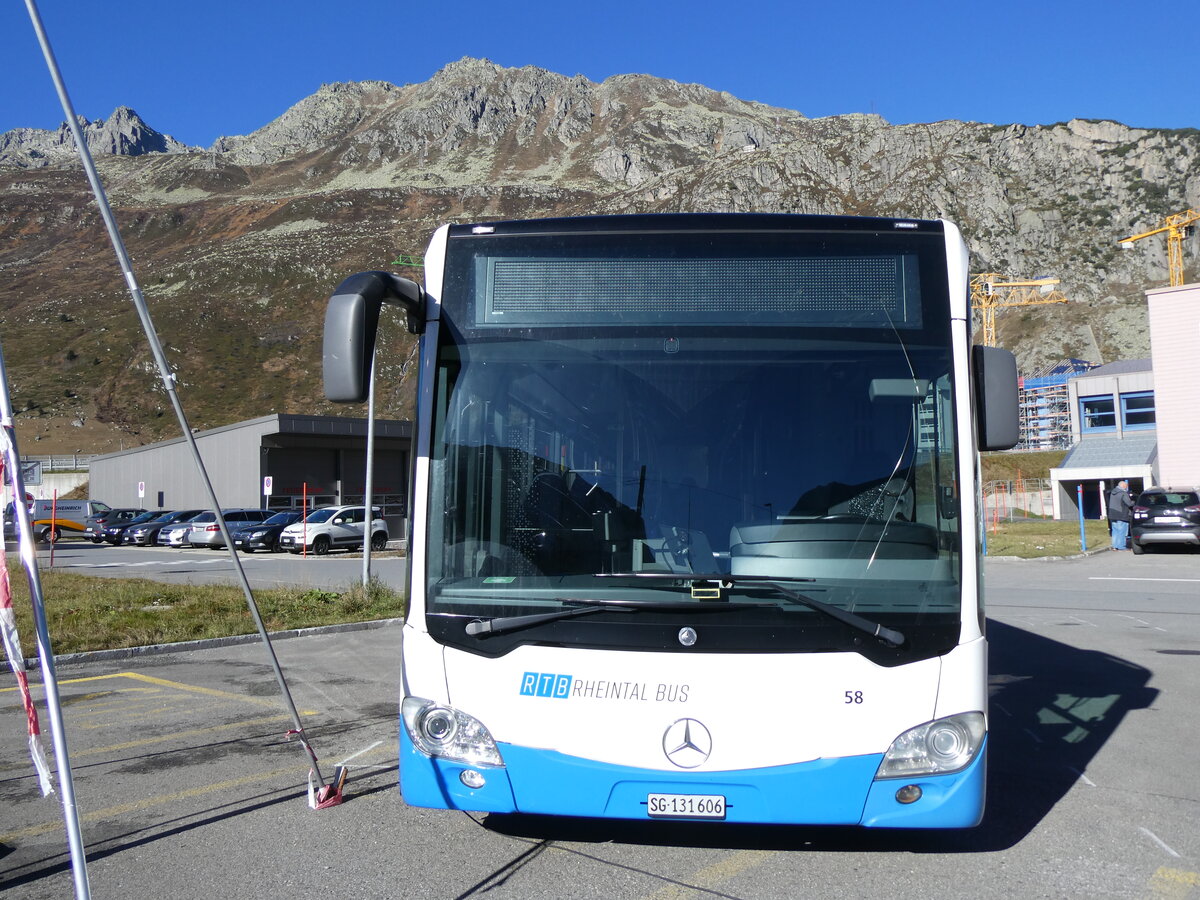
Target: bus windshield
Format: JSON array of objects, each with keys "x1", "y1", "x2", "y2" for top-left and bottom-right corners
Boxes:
[{"x1": 424, "y1": 223, "x2": 962, "y2": 661}]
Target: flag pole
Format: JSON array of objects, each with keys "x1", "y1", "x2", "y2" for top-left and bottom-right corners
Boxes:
[
  {"x1": 0, "y1": 342, "x2": 91, "y2": 900},
  {"x1": 23, "y1": 0, "x2": 339, "y2": 806}
]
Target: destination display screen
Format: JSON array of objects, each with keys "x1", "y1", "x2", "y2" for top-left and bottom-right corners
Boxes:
[{"x1": 474, "y1": 253, "x2": 922, "y2": 328}]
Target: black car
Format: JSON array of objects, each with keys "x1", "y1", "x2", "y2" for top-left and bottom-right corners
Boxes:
[
  {"x1": 123, "y1": 509, "x2": 204, "y2": 546},
  {"x1": 83, "y1": 507, "x2": 146, "y2": 543},
  {"x1": 101, "y1": 510, "x2": 166, "y2": 545},
  {"x1": 231, "y1": 510, "x2": 302, "y2": 553},
  {"x1": 1131, "y1": 487, "x2": 1200, "y2": 554}
]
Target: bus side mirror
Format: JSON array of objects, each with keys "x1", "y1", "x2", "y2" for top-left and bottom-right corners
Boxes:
[
  {"x1": 323, "y1": 271, "x2": 424, "y2": 402},
  {"x1": 973, "y1": 345, "x2": 1019, "y2": 451}
]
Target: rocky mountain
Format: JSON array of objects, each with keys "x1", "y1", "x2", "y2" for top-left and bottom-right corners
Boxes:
[
  {"x1": 1, "y1": 57, "x2": 1197, "y2": 453},
  {"x1": 0, "y1": 106, "x2": 192, "y2": 168}
]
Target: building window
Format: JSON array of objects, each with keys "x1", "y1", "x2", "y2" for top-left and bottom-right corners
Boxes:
[
  {"x1": 1120, "y1": 391, "x2": 1155, "y2": 430},
  {"x1": 1080, "y1": 394, "x2": 1116, "y2": 433}
]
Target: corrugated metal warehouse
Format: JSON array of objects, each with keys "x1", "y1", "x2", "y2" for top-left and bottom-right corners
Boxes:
[{"x1": 89, "y1": 414, "x2": 412, "y2": 533}]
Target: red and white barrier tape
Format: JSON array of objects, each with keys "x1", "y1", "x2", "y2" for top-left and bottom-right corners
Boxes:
[{"x1": 0, "y1": 532, "x2": 54, "y2": 796}]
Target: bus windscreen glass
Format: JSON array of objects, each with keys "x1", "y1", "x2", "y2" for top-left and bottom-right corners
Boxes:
[{"x1": 427, "y1": 226, "x2": 960, "y2": 663}]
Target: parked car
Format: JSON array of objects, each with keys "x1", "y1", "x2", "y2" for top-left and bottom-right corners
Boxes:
[
  {"x1": 278, "y1": 505, "x2": 388, "y2": 555},
  {"x1": 124, "y1": 509, "x2": 204, "y2": 546},
  {"x1": 100, "y1": 510, "x2": 166, "y2": 545},
  {"x1": 157, "y1": 512, "x2": 208, "y2": 547},
  {"x1": 84, "y1": 507, "x2": 146, "y2": 543},
  {"x1": 1131, "y1": 487, "x2": 1200, "y2": 554},
  {"x1": 187, "y1": 509, "x2": 273, "y2": 549},
  {"x1": 231, "y1": 510, "x2": 303, "y2": 553}
]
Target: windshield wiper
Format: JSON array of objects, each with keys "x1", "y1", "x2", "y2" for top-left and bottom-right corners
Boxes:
[
  {"x1": 598, "y1": 573, "x2": 905, "y2": 647},
  {"x1": 466, "y1": 576, "x2": 904, "y2": 646},
  {"x1": 464, "y1": 597, "x2": 768, "y2": 637},
  {"x1": 754, "y1": 579, "x2": 905, "y2": 647}
]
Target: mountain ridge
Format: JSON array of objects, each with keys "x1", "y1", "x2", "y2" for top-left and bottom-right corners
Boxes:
[{"x1": 0, "y1": 57, "x2": 1196, "y2": 454}]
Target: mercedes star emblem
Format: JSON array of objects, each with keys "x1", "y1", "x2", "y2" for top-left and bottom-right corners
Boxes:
[{"x1": 662, "y1": 717, "x2": 712, "y2": 768}]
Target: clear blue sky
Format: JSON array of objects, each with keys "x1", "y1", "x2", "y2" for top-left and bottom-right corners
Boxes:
[{"x1": 3, "y1": 0, "x2": 1197, "y2": 149}]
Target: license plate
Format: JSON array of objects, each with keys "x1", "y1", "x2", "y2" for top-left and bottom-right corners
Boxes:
[
  {"x1": 647, "y1": 793, "x2": 726, "y2": 820},
  {"x1": 1155, "y1": 516, "x2": 1182, "y2": 524}
]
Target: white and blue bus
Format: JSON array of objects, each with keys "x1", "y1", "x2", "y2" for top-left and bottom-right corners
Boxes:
[{"x1": 323, "y1": 214, "x2": 1018, "y2": 828}]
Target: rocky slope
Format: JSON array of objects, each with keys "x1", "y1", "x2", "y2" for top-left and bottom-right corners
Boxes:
[
  {"x1": 0, "y1": 106, "x2": 192, "y2": 168},
  {"x1": 1, "y1": 57, "x2": 1197, "y2": 452}
]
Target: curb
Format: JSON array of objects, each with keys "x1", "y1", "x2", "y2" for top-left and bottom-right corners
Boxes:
[
  {"x1": 985, "y1": 546, "x2": 1112, "y2": 562},
  {"x1": 34, "y1": 617, "x2": 405, "y2": 668}
]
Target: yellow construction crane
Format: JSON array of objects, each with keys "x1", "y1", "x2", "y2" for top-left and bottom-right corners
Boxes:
[
  {"x1": 1117, "y1": 208, "x2": 1200, "y2": 287},
  {"x1": 969, "y1": 273, "x2": 1070, "y2": 347}
]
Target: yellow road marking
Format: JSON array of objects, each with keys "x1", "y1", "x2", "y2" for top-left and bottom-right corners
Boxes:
[
  {"x1": 78, "y1": 704, "x2": 204, "y2": 726},
  {"x1": 68, "y1": 672, "x2": 288, "y2": 708},
  {"x1": 0, "y1": 764, "x2": 308, "y2": 844},
  {"x1": 71, "y1": 694, "x2": 172, "y2": 713},
  {"x1": 73, "y1": 713, "x2": 298, "y2": 757},
  {"x1": 645, "y1": 850, "x2": 773, "y2": 899},
  {"x1": 59, "y1": 688, "x2": 164, "y2": 706},
  {"x1": 1149, "y1": 867, "x2": 1200, "y2": 899},
  {"x1": 3, "y1": 671, "x2": 317, "y2": 715},
  {"x1": 76, "y1": 697, "x2": 185, "y2": 713}
]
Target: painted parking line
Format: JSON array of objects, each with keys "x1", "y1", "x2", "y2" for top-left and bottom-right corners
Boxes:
[
  {"x1": 62, "y1": 558, "x2": 230, "y2": 569},
  {"x1": 1089, "y1": 577, "x2": 1200, "y2": 583},
  {"x1": 0, "y1": 764, "x2": 307, "y2": 845},
  {"x1": 3, "y1": 673, "x2": 318, "y2": 741},
  {"x1": 1140, "y1": 827, "x2": 1181, "y2": 858},
  {"x1": 1147, "y1": 866, "x2": 1200, "y2": 899},
  {"x1": 73, "y1": 713, "x2": 298, "y2": 757},
  {"x1": 6, "y1": 671, "x2": 319, "y2": 711},
  {"x1": 644, "y1": 849, "x2": 774, "y2": 900}
]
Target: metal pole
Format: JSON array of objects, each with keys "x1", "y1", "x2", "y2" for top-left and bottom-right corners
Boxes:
[
  {"x1": 362, "y1": 350, "x2": 377, "y2": 587},
  {"x1": 23, "y1": 0, "x2": 328, "y2": 792},
  {"x1": 1076, "y1": 484, "x2": 1087, "y2": 553},
  {"x1": 0, "y1": 343, "x2": 91, "y2": 900},
  {"x1": 50, "y1": 489, "x2": 57, "y2": 566}
]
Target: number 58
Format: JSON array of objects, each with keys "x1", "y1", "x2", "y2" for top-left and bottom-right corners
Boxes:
[{"x1": 844, "y1": 691, "x2": 864, "y2": 704}]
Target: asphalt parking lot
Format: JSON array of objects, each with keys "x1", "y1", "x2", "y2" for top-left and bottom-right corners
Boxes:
[
  {"x1": 19, "y1": 539, "x2": 409, "y2": 593},
  {"x1": 1, "y1": 549, "x2": 1198, "y2": 898}
]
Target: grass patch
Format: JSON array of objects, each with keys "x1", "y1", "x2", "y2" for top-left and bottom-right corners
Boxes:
[
  {"x1": 981, "y1": 449, "x2": 1066, "y2": 483},
  {"x1": 2, "y1": 566, "x2": 405, "y2": 658},
  {"x1": 985, "y1": 518, "x2": 1112, "y2": 558}
]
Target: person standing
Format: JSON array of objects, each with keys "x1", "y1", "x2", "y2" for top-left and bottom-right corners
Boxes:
[{"x1": 1108, "y1": 479, "x2": 1135, "y2": 551}]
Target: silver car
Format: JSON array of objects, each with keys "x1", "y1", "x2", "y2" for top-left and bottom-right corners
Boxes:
[
  {"x1": 157, "y1": 512, "x2": 208, "y2": 547},
  {"x1": 187, "y1": 509, "x2": 273, "y2": 548}
]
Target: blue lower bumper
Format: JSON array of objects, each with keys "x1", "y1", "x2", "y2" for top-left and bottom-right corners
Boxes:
[{"x1": 398, "y1": 730, "x2": 987, "y2": 828}]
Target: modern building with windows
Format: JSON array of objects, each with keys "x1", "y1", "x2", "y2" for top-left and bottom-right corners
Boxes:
[
  {"x1": 1049, "y1": 360, "x2": 1156, "y2": 520},
  {"x1": 1145, "y1": 283, "x2": 1200, "y2": 489}
]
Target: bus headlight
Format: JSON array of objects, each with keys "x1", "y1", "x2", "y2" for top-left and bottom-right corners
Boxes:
[
  {"x1": 401, "y1": 697, "x2": 503, "y2": 767},
  {"x1": 876, "y1": 712, "x2": 985, "y2": 778}
]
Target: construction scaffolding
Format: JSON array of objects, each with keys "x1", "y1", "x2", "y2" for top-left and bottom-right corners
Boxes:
[{"x1": 1016, "y1": 359, "x2": 1096, "y2": 450}]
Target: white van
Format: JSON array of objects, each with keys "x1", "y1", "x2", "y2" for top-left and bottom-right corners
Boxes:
[{"x1": 3, "y1": 499, "x2": 111, "y2": 543}]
